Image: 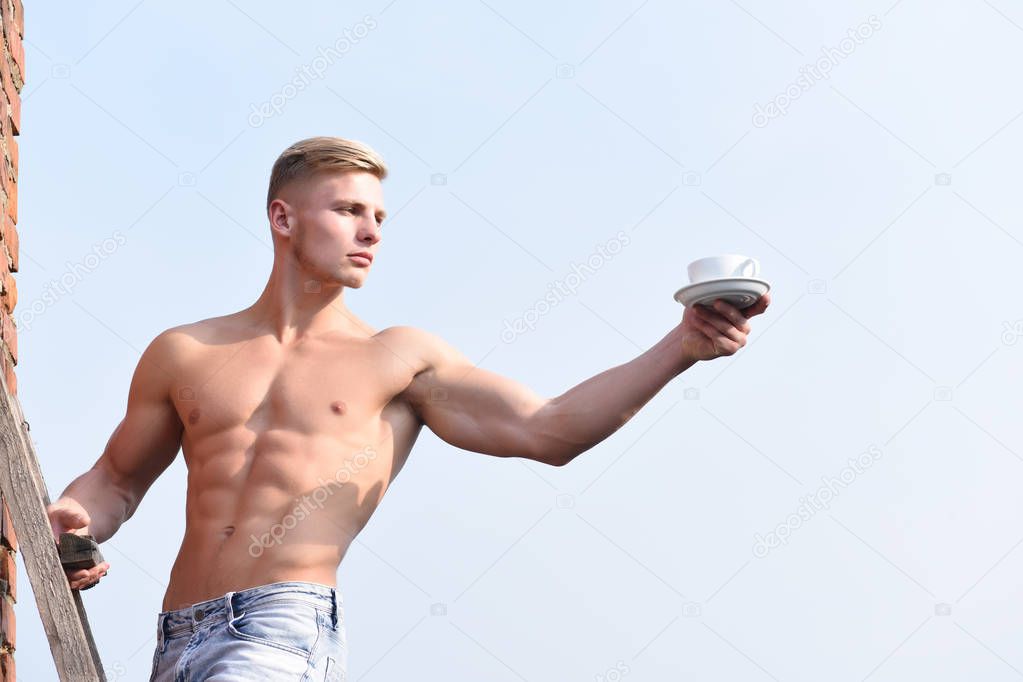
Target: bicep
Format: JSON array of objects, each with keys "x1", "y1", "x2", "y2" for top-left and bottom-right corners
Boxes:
[
  {"x1": 98, "y1": 331, "x2": 184, "y2": 502},
  {"x1": 404, "y1": 332, "x2": 550, "y2": 461}
]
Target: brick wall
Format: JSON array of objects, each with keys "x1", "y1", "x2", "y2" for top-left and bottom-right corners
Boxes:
[
  {"x1": 0, "y1": 0, "x2": 23, "y2": 680},
  {"x1": 0, "y1": 496, "x2": 15, "y2": 682}
]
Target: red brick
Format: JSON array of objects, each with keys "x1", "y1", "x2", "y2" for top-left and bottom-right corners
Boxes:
[
  {"x1": 0, "y1": 502, "x2": 12, "y2": 553},
  {"x1": 0, "y1": 651, "x2": 12, "y2": 682},
  {"x1": 12, "y1": 0, "x2": 22, "y2": 38},
  {"x1": 0, "y1": 651, "x2": 13, "y2": 682},
  {"x1": 0, "y1": 258, "x2": 8, "y2": 310},
  {"x1": 1, "y1": 272, "x2": 14, "y2": 315},
  {"x1": 1, "y1": 71, "x2": 17, "y2": 136},
  {"x1": 6, "y1": 135, "x2": 16, "y2": 178},
  {"x1": 0, "y1": 595, "x2": 12, "y2": 650},
  {"x1": 3, "y1": 178, "x2": 12, "y2": 225},
  {"x1": 1, "y1": 312, "x2": 14, "y2": 366},
  {"x1": 1, "y1": 0, "x2": 10, "y2": 37},
  {"x1": 0, "y1": 257, "x2": 14, "y2": 315},
  {"x1": 4, "y1": 215, "x2": 16, "y2": 272},
  {"x1": 7, "y1": 35, "x2": 23, "y2": 88},
  {"x1": 0, "y1": 553, "x2": 12, "y2": 603},
  {"x1": 0, "y1": 160, "x2": 7, "y2": 203},
  {"x1": 12, "y1": 48, "x2": 22, "y2": 91},
  {"x1": 1, "y1": 2, "x2": 19, "y2": 85},
  {"x1": 2, "y1": 353, "x2": 14, "y2": 395}
]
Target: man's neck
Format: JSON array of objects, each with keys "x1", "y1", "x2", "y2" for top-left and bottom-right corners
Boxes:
[{"x1": 245, "y1": 276, "x2": 367, "y2": 345}]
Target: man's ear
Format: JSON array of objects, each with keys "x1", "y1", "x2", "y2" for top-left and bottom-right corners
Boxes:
[{"x1": 269, "y1": 199, "x2": 292, "y2": 236}]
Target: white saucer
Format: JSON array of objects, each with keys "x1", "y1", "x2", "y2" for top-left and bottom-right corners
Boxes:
[{"x1": 673, "y1": 277, "x2": 771, "y2": 308}]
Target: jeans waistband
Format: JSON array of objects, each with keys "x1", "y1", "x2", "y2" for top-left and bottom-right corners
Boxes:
[{"x1": 156, "y1": 581, "x2": 340, "y2": 649}]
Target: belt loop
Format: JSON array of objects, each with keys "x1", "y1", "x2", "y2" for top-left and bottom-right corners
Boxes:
[
  {"x1": 331, "y1": 588, "x2": 338, "y2": 629},
  {"x1": 158, "y1": 615, "x2": 168, "y2": 654},
  {"x1": 226, "y1": 591, "x2": 237, "y2": 621}
]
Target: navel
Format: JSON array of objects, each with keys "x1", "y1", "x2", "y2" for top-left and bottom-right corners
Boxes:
[
  {"x1": 330, "y1": 401, "x2": 347, "y2": 415},
  {"x1": 188, "y1": 408, "x2": 201, "y2": 425}
]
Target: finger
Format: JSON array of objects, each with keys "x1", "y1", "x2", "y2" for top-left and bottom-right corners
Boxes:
[
  {"x1": 58, "y1": 507, "x2": 90, "y2": 528},
  {"x1": 72, "y1": 569, "x2": 104, "y2": 590},
  {"x1": 692, "y1": 305, "x2": 745, "y2": 342},
  {"x1": 691, "y1": 317, "x2": 739, "y2": 355},
  {"x1": 690, "y1": 315, "x2": 715, "y2": 336},
  {"x1": 66, "y1": 560, "x2": 108, "y2": 581},
  {"x1": 692, "y1": 305, "x2": 746, "y2": 344},
  {"x1": 689, "y1": 316, "x2": 719, "y2": 345},
  {"x1": 743, "y1": 297, "x2": 768, "y2": 318},
  {"x1": 50, "y1": 507, "x2": 90, "y2": 537},
  {"x1": 743, "y1": 293, "x2": 771, "y2": 318},
  {"x1": 711, "y1": 300, "x2": 751, "y2": 333},
  {"x1": 690, "y1": 303, "x2": 731, "y2": 326}
]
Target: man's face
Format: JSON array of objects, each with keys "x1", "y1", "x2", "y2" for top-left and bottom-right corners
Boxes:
[{"x1": 278, "y1": 170, "x2": 386, "y2": 288}]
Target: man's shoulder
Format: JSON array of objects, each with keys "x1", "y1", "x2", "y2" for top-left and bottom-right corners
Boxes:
[
  {"x1": 145, "y1": 315, "x2": 240, "y2": 363},
  {"x1": 374, "y1": 326, "x2": 468, "y2": 374},
  {"x1": 375, "y1": 325, "x2": 450, "y2": 358},
  {"x1": 375, "y1": 325, "x2": 431, "y2": 344},
  {"x1": 162, "y1": 313, "x2": 249, "y2": 342}
]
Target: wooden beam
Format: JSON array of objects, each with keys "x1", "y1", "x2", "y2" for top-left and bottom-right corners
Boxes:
[{"x1": 0, "y1": 368, "x2": 105, "y2": 681}]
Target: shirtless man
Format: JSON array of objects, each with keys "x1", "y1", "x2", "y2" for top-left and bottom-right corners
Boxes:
[{"x1": 45, "y1": 136, "x2": 770, "y2": 680}]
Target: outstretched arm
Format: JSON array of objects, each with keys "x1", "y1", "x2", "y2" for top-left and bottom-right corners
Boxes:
[{"x1": 401, "y1": 295, "x2": 770, "y2": 467}]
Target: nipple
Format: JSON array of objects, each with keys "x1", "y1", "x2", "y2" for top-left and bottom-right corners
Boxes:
[{"x1": 330, "y1": 401, "x2": 347, "y2": 415}]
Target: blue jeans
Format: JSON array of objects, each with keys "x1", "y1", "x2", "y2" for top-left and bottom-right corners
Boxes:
[{"x1": 149, "y1": 581, "x2": 347, "y2": 681}]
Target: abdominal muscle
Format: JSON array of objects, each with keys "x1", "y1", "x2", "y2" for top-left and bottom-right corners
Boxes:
[{"x1": 161, "y1": 415, "x2": 415, "y2": 611}]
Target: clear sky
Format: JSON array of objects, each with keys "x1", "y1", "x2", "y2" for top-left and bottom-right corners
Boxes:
[{"x1": 15, "y1": 0, "x2": 1023, "y2": 679}]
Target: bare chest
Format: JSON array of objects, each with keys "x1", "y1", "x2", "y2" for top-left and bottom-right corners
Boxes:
[{"x1": 169, "y1": 334, "x2": 420, "y2": 452}]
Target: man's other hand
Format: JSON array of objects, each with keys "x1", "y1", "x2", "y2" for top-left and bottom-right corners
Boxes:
[{"x1": 47, "y1": 499, "x2": 110, "y2": 591}]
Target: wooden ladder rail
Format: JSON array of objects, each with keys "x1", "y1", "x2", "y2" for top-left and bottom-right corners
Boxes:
[{"x1": 0, "y1": 369, "x2": 106, "y2": 681}]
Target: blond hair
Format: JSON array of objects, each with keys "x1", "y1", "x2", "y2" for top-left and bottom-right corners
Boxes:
[{"x1": 266, "y1": 136, "x2": 388, "y2": 214}]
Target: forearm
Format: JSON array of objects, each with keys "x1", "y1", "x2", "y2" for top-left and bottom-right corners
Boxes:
[
  {"x1": 533, "y1": 325, "x2": 695, "y2": 464},
  {"x1": 54, "y1": 464, "x2": 134, "y2": 543}
]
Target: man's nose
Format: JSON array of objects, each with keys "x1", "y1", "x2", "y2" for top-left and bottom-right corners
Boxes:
[{"x1": 358, "y1": 220, "x2": 381, "y2": 244}]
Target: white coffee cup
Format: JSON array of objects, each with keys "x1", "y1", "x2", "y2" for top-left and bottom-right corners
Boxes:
[{"x1": 687, "y1": 254, "x2": 760, "y2": 283}]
